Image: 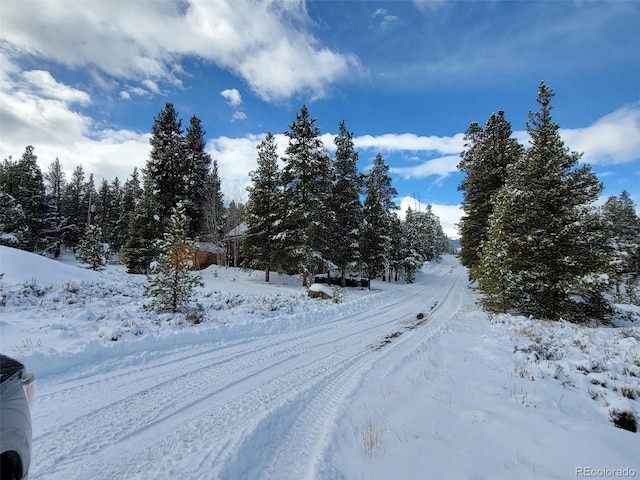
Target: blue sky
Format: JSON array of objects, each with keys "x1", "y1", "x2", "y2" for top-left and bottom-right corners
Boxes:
[{"x1": 1, "y1": 0, "x2": 639, "y2": 237}]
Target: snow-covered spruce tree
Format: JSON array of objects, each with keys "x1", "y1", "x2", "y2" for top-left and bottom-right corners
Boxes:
[
  {"x1": 243, "y1": 133, "x2": 281, "y2": 282},
  {"x1": 202, "y1": 160, "x2": 226, "y2": 244},
  {"x1": 0, "y1": 146, "x2": 47, "y2": 251},
  {"x1": 144, "y1": 204, "x2": 203, "y2": 314},
  {"x1": 477, "y1": 82, "x2": 611, "y2": 321},
  {"x1": 0, "y1": 191, "x2": 26, "y2": 247},
  {"x1": 279, "y1": 105, "x2": 328, "y2": 285},
  {"x1": 401, "y1": 208, "x2": 424, "y2": 283},
  {"x1": 387, "y1": 213, "x2": 405, "y2": 282},
  {"x1": 43, "y1": 157, "x2": 70, "y2": 258},
  {"x1": 120, "y1": 190, "x2": 163, "y2": 274},
  {"x1": 398, "y1": 205, "x2": 448, "y2": 283},
  {"x1": 76, "y1": 224, "x2": 107, "y2": 270},
  {"x1": 144, "y1": 103, "x2": 187, "y2": 226},
  {"x1": 107, "y1": 177, "x2": 125, "y2": 253},
  {"x1": 360, "y1": 153, "x2": 398, "y2": 287},
  {"x1": 457, "y1": 110, "x2": 524, "y2": 279},
  {"x1": 184, "y1": 115, "x2": 213, "y2": 237},
  {"x1": 327, "y1": 120, "x2": 363, "y2": 287},
  {"x1": 601, "y1": 190, "x2": 640, "y2": 301},
  {"x1": 60, "y1": 165, "x2": 88, "y2": 247}
]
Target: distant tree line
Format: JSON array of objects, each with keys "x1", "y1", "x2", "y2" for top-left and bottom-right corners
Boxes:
[
  {"x1": 1, "y1": 103, "x2": 452, "y2": 285},
  {"x1": 242, "y1": 105, "x2": 452, "y2": 287},
  {"x1": 458, "y1": 82, "x2": 640, "y2": 322}
]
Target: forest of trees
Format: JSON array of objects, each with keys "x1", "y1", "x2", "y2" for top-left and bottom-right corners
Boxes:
[
  {"x1": 458, "y1": 82, "x2": 640, "y2": 322},
  {"x1": 1, "y1": 103, "x2": 452, "y2": 288}
]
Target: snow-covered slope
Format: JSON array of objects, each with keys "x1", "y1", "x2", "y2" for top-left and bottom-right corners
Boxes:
[{"x1": 0, "y1": 246, "x2": 638, "y2": 479}]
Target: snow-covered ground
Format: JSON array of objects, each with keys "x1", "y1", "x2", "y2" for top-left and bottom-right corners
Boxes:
[{"x1": 1, "y1": 245, "x2": 638, "y2": 479}]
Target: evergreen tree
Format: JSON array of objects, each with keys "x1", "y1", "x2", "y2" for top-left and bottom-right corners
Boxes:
[
  {"x1": 243, "y1": 132, "x2": 281, "y2": 281},
  {"x1": 328, "y1": 120, "x2": 363, "y2": 286},
  {"x1": 387, "y1": 213, "x2": 405, "y2": 282},
  {"x1": 360, "y1": 153, "x2": 398, "y2": 287},
  {"x1": 601, "y1": 190, "x2": 640, "y2": 300},
  {"x1": 0, "y1": 191, "x2": 26, "y2": 247},
  {"x1": 76, "y1": 224, "x2": 107, "y2": 270},
  {"x1": 108, "y1": 177, "x2": 125, "y2": 253},
  {"x1": 144, "y1": 103, "x2": 187, "y2": 225},
  {"x1": 61, "y1": 165, "x2": 88, "y2": 247},
  {"x1": 120, "y1": 190, "x2": 163, "y2": 274},
  {"x1": 280, "y1": 105, "x2": 327, "y2": 284},
  {"x1": 399, "y1": 205, "x2": 448, "y2": 283},
  {"x1": 309, "y1": 147, "x2": 335, "y2": 273},
  {"x1": 119, "y1": 168, "x2": 143, "y2": 245},
  {"x1": 478, "y1": 82, "x2": 610, "y2": 321},
  {"x1": 457, "y1": 110, "x2": 524, "y2": 278},
  {"x1": 184, "y1": 115, "x2": 213, "y2": 236},
  {"x1": 84, "y1": 173, "x2": 97, "y2": 229},
  {"x1": 144, "y1": 204, "x2": 203, "y2": 313},
  {"x1": 43, "y1": 157, "x2": 69, "y2": 257},
  {"x1": 94, "y1": 179, "x2": 113, "y2": 247},
  {"x1": 0, "y1": 146, "x2": 47, "y2": 251},
  {"x1": 201, "y1": 160, "x2": 226, "y2": 243},
  {"x1": 401, "y1": 208, "x2": 424, "y2": 283}
]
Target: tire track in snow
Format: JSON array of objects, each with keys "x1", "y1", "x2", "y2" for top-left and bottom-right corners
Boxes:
[
  {"x1": 29, "y1": 261, "x2": 466, "y2": 480},
  {"x1": 217, "y1": 267, "x2": 468, "y2": 480},
  {"x1": 30, "y1": 286, "x2": 419, "y2": 479}
]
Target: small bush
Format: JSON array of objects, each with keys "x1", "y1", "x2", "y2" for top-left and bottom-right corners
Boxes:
[
  {"x1": 620, "y1": 386, "x2": 638, "y2": 400},
  {"x1": 185, "y1": 304, "x2": 205, "y2": 325},
  {"x1": 609, "y1": 408, "x2": 638, "y2": 432}
]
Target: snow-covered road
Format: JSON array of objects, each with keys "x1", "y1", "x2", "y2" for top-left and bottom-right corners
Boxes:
[{"x1": 28, "y1": 261, "x2": 467, "y2": 480}]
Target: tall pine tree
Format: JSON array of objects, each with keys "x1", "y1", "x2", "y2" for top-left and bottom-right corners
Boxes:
[
  {"x1": 360, "y1": 153, "x2": 398, "y2": 287},
  {"x1": 458, "y1": 110, "x2": 524, "y2": 278},
  {"x1": 601, "y1": 190, "x2": 640, "y2": 300},
  {"x1": 280, "y1": 105, "x2": 327, "y2": 285},
  {"x1": 0, "y1": 146, "x2": 47, "y2": 251},
  {"x1": 144, "y1": 103, "x2": 187, "y2": 225},
  {"x1": 43, "y1": 157, "x2": 69, "y2": 257},
  {"x1": 201, "y1": 160, "x2": 226, "y2": 244},
  {"x1": 328, "y1": 120, "x2": 363, "y2": 286},
  {"x1": 478, "y1": 82, "x2": 610, "y2": 321},
  {"x1": 120, "y1": 189, "x2": 163, "y2": 274},
  {"x1": 61, "y1": 165, "x2": 88, "y2": 247},
  {"x1": 184, "y1": 115, "x2": 213, "y2": 236},
  {"x1": 243, "y1": 133, "x2": 281, "y2": 281}
]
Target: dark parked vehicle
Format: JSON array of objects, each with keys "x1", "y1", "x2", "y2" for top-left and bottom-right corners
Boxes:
[{"x1": 0, "y1": 355, "x2": 35, "y2": 480}]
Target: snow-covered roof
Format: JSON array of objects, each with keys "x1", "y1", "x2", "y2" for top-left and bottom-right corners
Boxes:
[
  {"x1": 193, "y1": 242, "x2": 225, "y2": 254},
  {"x1": 225, "y1": 222, "x2": 248, "y2": 238}
]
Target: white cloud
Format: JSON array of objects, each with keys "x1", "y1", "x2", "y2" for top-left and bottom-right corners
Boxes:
[
  {"x1": 560, "y1": 103, "x2": 640, "y2": 165},
  {"x1": 0, "y1": 0, "x2": 359, "y2": 101},
  {"x1": 371, "y1": 8, "x2": 398, "y2": 29},
  {"x1": 391, "y1": 155, "x2": 460, "y2": 180},
  {"x1": 141, "y1": 79, "x2": 163, "y2": 95},
  {"x1": 511, "y1": 104, "x2": 640, "y2": 167},
  {"x1": 232, "y1": 111, "x2": 248, "y2": 122},
  {"x1": 0, "y1": 66, "x2": 149, "y2": 182},
  {"x1": 21, "y1": 70, "x2": 91, "y2": 105},
  {"x1": 0, "y1": 70, "x2": 92, "y2": 149},
  {"x1": 354, "y1": 133, "x2": 465, "y2": 155},
  {"x1": 221, "y1": 88, "x2": 243, "y2": 107}
]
